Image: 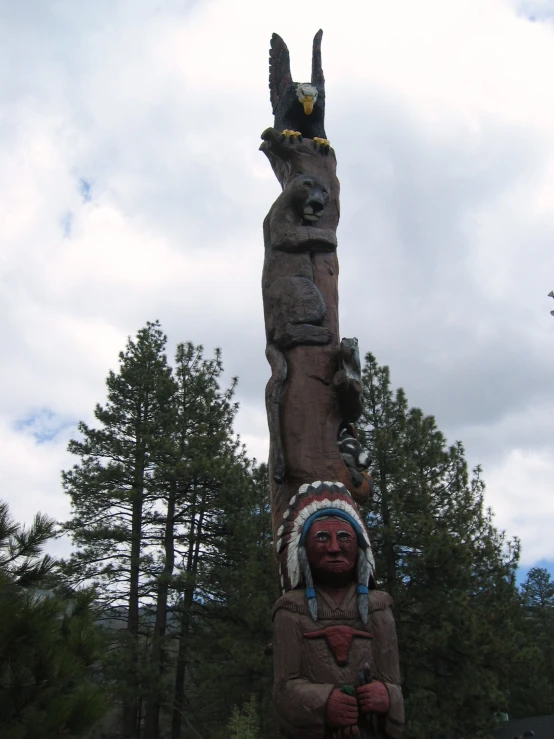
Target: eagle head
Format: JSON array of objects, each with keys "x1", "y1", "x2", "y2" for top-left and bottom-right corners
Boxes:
[{"x1": 296, "y1": 83, "x2": 319, "y2": 115}]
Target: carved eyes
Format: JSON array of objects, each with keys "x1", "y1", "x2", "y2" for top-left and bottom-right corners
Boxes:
[{"x1": 314, "y1": 530, "x2": 354, "y2": 542}]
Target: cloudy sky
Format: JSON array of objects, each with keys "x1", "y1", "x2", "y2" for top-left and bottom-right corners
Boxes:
[{"x1": 2, "y1": 0, "x2": 554, "y2": 575}]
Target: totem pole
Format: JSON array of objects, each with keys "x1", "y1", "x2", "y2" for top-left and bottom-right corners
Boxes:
[{"x1": 261, "y1": 31, "x2": 405, "y2": 738}]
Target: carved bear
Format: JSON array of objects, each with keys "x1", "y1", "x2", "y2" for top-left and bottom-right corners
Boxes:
[
  {"x1": 333, "y1": 337, "x2": 363, "y2": 424},
  {"x1": 262, "y1": 173, "x2": 335, "y2": 351},
  {"x1": 262, "y1": 173, "x2": 337, "y2": 483}
]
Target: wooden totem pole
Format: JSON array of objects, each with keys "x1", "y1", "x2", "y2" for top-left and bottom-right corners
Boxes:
[{"x1": 261, "y1": 31, "x2": 405, "y2": 739}]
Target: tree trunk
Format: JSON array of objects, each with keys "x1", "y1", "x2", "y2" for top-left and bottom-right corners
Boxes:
[
  {"x1": 380, "y1": 476, "x2": 398, "y2": 608},
  {"x1": 170, "y1": 487, "x2": 206, "y2": 739},
  {"x1": 122, "y1": 450, "x2": 145, "y2": 738},
  {"x1": 143, "y1": 479, "x2": 176, "y2": 739}
]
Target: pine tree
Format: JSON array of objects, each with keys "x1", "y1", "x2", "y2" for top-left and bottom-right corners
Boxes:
[
  {"x1": 0, "y1": 501, "x2": 107, "y2": 739},
  {"x1": 0, "y1": 501, "x2": 56, "y2": 587},
  {"x1": 521, "y1": 567, "x2": 554, "y2": 643},
  {"x1": 61, "y1": 328, "x2": 274, "y2": 739},
  {"x1": 185, "y1": 462, "x2": 279, "y2": 739},
  {"x1": 62, "y1": 320, "x2": 175, "y2": 737},
  {"x1": 359, "y1": 353, "x2": 520, "y2": 738},
  {"x1": 168, "y1": 343, "x2": 243, "y2": 739},
  {"x1": 142, "y1": 342, "x2": 246, "y2": 739},
  {"x1": 227, "y1": 694, "x2": 261, "y2": 739},
  {"x1": 508, "y1": 567, "x2": 554, "y2": 718}
]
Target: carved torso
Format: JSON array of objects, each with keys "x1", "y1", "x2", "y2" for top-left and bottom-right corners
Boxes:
[{"x1": 273, "y1": 587, "x2": 404, "y2": 739}]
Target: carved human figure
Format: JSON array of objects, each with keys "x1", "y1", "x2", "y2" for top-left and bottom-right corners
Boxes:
[{"x1": 273, "y1": 482, "x2": 404, "y2": 738}]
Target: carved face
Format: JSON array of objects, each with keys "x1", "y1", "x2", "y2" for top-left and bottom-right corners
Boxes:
[
  {"x1": 290, "y1": 175, "x2": 330, "y2": 224},
  {"x1": 304, "y1": 518, "x2": 358, "y2": 581}
]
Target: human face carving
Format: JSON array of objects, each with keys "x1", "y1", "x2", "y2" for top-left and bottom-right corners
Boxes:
[{"x1": 304, "y1": 518, "x2": 358, "y2": 583}]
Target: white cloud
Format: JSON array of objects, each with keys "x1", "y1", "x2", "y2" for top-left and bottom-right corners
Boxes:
[
  {"x1": 2, "y1": 0, "x2": 554, "y2": 571},
  {"x1": 486, "y1": 447, "x2": 554, "y2": 564}
]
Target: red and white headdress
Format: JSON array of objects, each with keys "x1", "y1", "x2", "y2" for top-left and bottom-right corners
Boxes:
[{"x1": 276, "y1": 481, "x2": 375, "y2": 622}]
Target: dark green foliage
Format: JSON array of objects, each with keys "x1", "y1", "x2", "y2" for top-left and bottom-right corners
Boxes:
[
  {"x1": 61, "y1": 326, "x2": 276, "y2": 739},
  {"x1": 0, "y1": 502, "x2": 107, "y2": 739},
  {"x1": 62, "y1": 320, "x2": 175, "y2": 608},
  {"x1": 58, "y1": 322, "x2": 546, "y2": 738},
  {"x1": 520, "y1": 567, "x2": 554, "y2": 641},
  {"x1": 359, "y1": 353, "x2": 521, "y2": 738},
  {"x1": 227, "y1": 694, "x2": 261, "y2": 739},
  {"x1": 185, "y1": 463, "x2": 279, "y2": 738},
  {"x1": 145, "y1": 341, "x2": 248, "y2": 739},
  {"x1": 0, "y1": 501, "x2": 56, "y2": 588},
  {"x1": 62, "y1": 321, "x2": 175, "y2": 736},
  {"x1": 507, "y1": 567, "x2": 554, "y2": 718}
]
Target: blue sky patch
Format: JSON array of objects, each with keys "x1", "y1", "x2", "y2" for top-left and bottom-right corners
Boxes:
[
  {"x1": 517, "y1": 1, "x2": 554, "y2": 22},
  {"x1": 79, "y1": 178, "x2": 92, "y2": 202},
  {"x1": 517, "y1": 558, "x2": 554, "y2": 585},
  {"x1": 13, "y1": 409, "x2": 77, "y2": 444},
  {"x1": 61, "y1": 211, "x2": 73, "y2": 237}
]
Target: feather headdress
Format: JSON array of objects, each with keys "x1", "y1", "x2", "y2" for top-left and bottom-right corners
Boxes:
[{"x1": 276, "y1": 481, "x2": 375, "y2": 622}]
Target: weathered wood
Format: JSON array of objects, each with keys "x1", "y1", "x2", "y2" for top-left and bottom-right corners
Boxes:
[
  {"x1": 263, "y1": 32, "x2": 403, "y2": 739},
  {"x1": 260, "y1": 128, "x2": 371, "y2": 537}
]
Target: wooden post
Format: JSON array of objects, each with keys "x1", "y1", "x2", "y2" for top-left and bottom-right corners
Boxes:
[
  {"x1": 262, "y1": 32, "x2": 405, "y2": 739},
  {"x1": 260, "y1": 128, "x2": 371, "y2": 540}
]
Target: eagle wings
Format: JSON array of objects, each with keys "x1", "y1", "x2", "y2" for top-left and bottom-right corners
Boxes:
[{"x1": 268, "y1": 30, "x2": 327, "y2": 140}]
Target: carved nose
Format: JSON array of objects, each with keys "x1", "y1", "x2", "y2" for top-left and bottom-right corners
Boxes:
[
  {"x1": 308, "y1": 198, "x2": 325, "y2": 214},
  {"x1": 304, "y1": 198, "x2": 325, "y2": 218}
]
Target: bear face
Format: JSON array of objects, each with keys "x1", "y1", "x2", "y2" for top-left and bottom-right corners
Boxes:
[
  {"x1": 290, "y1": 175, "x2": 330, "y2": 226},
  {"x1": 286, "y1": 174, "x2": 330, "y2": 226}
]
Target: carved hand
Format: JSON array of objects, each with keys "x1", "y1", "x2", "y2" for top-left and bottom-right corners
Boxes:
[
  {"x1": 356, "y1": 681, "x2": 390, "y2": 715},
  {"x1": 326, "y1": 689, "x2": 359, "y2": 728}
]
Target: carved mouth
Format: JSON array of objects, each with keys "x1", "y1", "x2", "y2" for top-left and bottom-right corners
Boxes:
[
  {"x1": 303, "y1": 206, "x2": 321, "y2": 223},
  {"x1": 323, "y1": 559, "x2": 351, "y2": 570}
]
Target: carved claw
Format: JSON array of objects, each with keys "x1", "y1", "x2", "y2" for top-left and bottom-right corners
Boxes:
[
  {"x1": 347, "y1": 467, "x2": 364, "y2": 488},
  {"x1": 272, "y1": 451, "x2": 285, "y2": 484},
  {"x1": 280, "y1": 129, "x2": 303, "y2": 143},
  {"x1": 313, "y1": 136, "x2": 331, "y2": 153}
]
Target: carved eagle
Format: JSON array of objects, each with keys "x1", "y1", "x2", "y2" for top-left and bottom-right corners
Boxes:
[{"x1": 269, "y1": 29, "x2": 326, "y2": 140}]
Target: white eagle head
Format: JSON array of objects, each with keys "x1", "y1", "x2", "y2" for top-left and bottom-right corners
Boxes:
[{"x1": 296, "y1": 83, "x2": 319, "y2": 114}]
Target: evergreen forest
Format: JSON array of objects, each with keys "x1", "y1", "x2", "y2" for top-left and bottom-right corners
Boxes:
[{"x1": 2, "y1": 321, "x2": 553, "y2": 739}]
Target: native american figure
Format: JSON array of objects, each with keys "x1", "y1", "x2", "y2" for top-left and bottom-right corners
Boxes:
[
  {"x1": 269, "y1": 29, "x2": 328, "y2": 145},
  {"x1": 273, "y1": 482, "x2": 404, "y2": 739}
]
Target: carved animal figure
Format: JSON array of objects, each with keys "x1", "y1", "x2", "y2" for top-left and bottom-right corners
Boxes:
[
  {"x1": 338, "y1": 425, "x2": 371, "y2": 488},
  {"x1": 269, "y1": 30, "x2": 327, "y2": 142},
  {"x1": 278, "y1": 173, "x2": 329, "y2": 226},
  {"x1": 263, "y1": 174, "x2": 333, "y2": 351},
  {"x1": 263, "y1": 173, "x2": 335, "y2": 484},
  {"x1": 333, "y1": 337, "x2": 363, "y2": 423}
]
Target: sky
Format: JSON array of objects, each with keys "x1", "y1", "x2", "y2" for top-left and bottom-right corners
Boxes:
[{"x1": 1, "y1": 0, "x2": 554, "y2": 576}]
